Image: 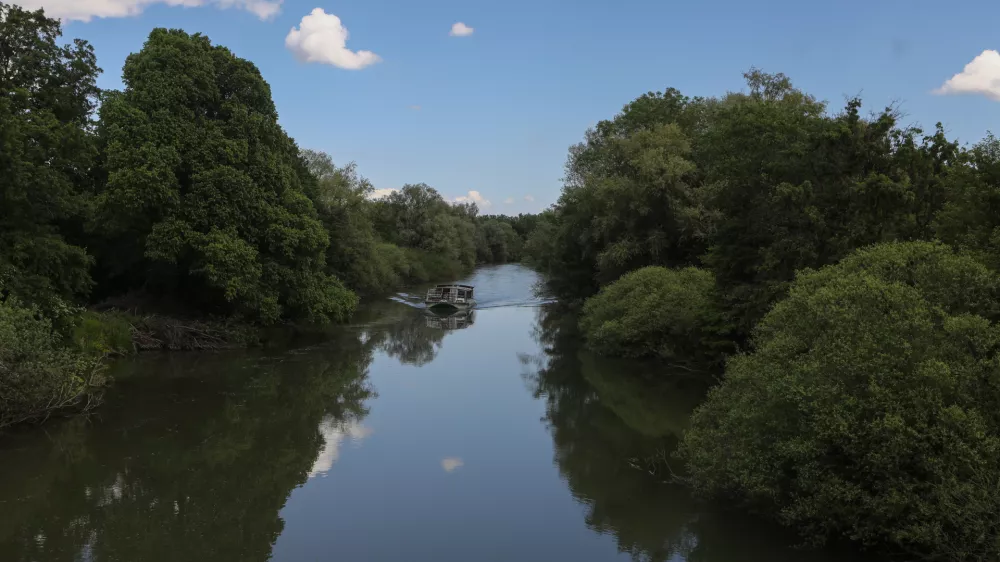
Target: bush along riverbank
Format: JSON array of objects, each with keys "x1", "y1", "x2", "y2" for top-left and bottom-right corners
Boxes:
[
  {"x1": 0, "y1": 4, "x2": 542, "y2": 431},
  {"x1": 524, "y1": 70, "x2": 1000, "y2": 560}
]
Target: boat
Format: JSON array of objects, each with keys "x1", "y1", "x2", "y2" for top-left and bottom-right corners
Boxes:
[{"x1": 424, "y1": 284, "x2": 477, "y2": 311}]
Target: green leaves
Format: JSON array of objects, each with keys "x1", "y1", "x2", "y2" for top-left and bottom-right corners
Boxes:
[
  {"x1": 0, "y1": 297, "x2": 104, "y2": 429},
  {"x1": 580, "y1": 266, "x2": 731, "y2": 364},
  {"x1": 679, "y1": 242, "x2": 1000, "y2": 560},
  {"x1": 95, "y1": 29, "x2": 355, "y2": 324},
  {"x1": 0, "y1": 3, "x2": 100, "y2": 311}
]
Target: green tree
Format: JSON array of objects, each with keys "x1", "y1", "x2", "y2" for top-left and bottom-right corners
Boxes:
[
  {"x1": 539, "y1": 88, "x2": 714, "y2": 297},
  {"x1": 476, "y1": 218, "x2": 522, "y2": 263},
  {"x1": 580, "y1": 266, "x2": 730, "y2": 364},
  {"x1": 702, "y1": 71, "x2": 953, "y2": 333},
  {"x1": 92, "y1": 29, "x2": 355, "y2": 323},
  {"x1": 370, "y1": 182, "x2": 481, "y2": 278},
  {"x1": 935, "y1": 133, "x2": 1000, "y2": 269},
  {"x1": 0, "y1": 3, "x2": 100, "y2": 310},
  {"x1": 300, "y1": 149, "x2": 393, "y2": 295},
  {"x1": 680, "y1": 241, "x2": 1000, "y2": 561}
]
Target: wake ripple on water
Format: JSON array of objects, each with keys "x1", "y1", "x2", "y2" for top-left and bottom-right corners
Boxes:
[
  {"x1": 389, "y1": 264, "x2": 554, "y2": 309},
  {"x1": 386, "y1": 264, "x2": 554, "y2": 310}
]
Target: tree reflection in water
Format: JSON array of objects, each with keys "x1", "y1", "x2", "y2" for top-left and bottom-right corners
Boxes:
[
  {"x1": 423, "y1": 309, "x2": 475, "y2": 331},
  {"x1": 358, "y1": 304, "x2": 472, "y2": 366},
  {"x1": 522, "y1": 304, "x2": 854, "y2": 562},
  {"x1": 0, "y1": 334, "x2": 375, "y2": 562}
]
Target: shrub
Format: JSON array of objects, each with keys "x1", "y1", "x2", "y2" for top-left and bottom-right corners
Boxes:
[
  {"x1": 580, "y1": 266, "x2": 730, "y2": 363},
  {"x1": 0, "y1": 299, "x2": 105, "y2": 429},
  {"x1": 678, "y1": 241, "x2": 1000, "y2": 561},
  {"x1": 71, "y1": 311, "x2": 135, "y2": 356}
]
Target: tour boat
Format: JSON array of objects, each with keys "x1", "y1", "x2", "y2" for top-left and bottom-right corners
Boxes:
[{"x1": 424, "y1": 284, "x2": 477, "y2": 310}]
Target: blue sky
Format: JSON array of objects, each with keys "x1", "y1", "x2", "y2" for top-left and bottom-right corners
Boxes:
[{"x1": 22, "y1": 0, "x2": 1000, "y2": 214}]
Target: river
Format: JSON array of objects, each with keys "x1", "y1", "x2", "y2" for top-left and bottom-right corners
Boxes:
[{"x1": 0, "y1": 264, "x2": 853, "y2": 562}]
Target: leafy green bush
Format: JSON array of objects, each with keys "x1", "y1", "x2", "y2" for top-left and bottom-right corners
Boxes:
[
  {"x1": 0, "y1": 299, "x2": 105, "y2": 429},
  {"x1": 71, "y1": 311, "x2": 134, "y2": 356},
  {"x1": 679, "y1": 242, "x2": 1000, "y2": 561},
  {"x1": 580, "y1": 266, "x2": 730, "y2": 363}
]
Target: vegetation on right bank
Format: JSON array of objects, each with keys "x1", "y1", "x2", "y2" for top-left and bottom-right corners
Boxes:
[
  {"x1": 524, "y1": 67, "x2": 1000, "y2": 560},
  {"x1": 680, "y1": 241, "x2": 1000, "y2": 561},
  {"x1": 579, "y1": 266, "x2": 730, "y2": 364}
]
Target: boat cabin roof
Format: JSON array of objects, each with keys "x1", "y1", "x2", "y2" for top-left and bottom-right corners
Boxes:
[{"x1": 434, "y1": 284, "x2": 474, "y2": 289}]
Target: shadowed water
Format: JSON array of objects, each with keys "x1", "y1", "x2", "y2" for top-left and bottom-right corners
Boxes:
[{"x1": 0, "y1": 264, "x2": 856, "y2": 562}]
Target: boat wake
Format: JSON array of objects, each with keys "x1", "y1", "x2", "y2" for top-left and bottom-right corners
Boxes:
[{"x1": 386, "y1": 264, "x2": 554, "y2": 310}]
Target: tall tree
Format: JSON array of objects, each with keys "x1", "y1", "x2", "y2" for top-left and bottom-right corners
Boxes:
[
  {"x1": 93, "y1": 29, "x2": 355, "y2": 323},
  {"x1": 704, "y1": 72, "x2": 955, "y2": 331},
  {"x1": 0, "y1": 3, "x2": 100, "y2": 309}
]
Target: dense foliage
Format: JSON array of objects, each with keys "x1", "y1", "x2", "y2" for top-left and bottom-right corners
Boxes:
[
  {"x1": 679, "y1": 242, "x2": 1000, "y2": 561},
  {"x1": 580, "y1": 267, "x2": 729, "y2": 363},
  {"x1": 0, "y1": 3, "x2": 100, "y2": 312},
  {"x1": 92, "y1": 28, "x2": 356, "y2": 324},
  {"x1": 524, "y1": 63, "x2": 1000, "y2": 561},
  {"x1": 528, "y1": 70, "x2": 958, "y2": 333},
  {"x1": 0, "y1": 4, "x2": 536, "y2": 429},
  {"x1": 0, "y1": 298, "x2": 104, "y2": 429}
]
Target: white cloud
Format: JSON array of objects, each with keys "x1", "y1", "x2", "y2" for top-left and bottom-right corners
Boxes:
[
  {"x1": 450, "y1": 22, "x2": 474, "y2": 37},
  {"x1": 454, "y1": 190, "x2": 491, "y2": 208},
  {"x1": 409, "y1": 105, "x2": 422, "y2": 111},
  {"x1": 441, "y1": 457, "x2": 464, "y2": 472},
  {"x1": 17, "y1": 0, "x2": 282, "y2": 22},
  {"x1": 935, "y1": 50, "x2": 1000, "y2": 101},
  {"x1": 369, "y1": 188, "x2": 397, "y2": 200},
  {"x1": 524, "y1": 195, "x2": 535, "y2": 202},
  {"x1": 308, "y1": 417, "x2": 372, "y2": 478},
  {"x1": 504, "y1": 197, "x2": 514, "y2": 204},
  {"x1": 286, "y1": 8, "x2": 381, "y2": 70}
]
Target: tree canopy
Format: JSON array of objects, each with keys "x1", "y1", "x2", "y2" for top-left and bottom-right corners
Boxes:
[
  {"x1": 0, "y1": 2, "x2": 100, "y2": 311},
  {"x1": 680, "y1": 242, "x2": 1000, "y2": 560}
]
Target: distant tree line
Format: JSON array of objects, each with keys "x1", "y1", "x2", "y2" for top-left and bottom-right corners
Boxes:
[
  {"x1": 0, "y1": 4, "x2": 536, "y2": 428},
  {"x1": 524, "y1": 68, "x2": 1000, "y2": 561}
]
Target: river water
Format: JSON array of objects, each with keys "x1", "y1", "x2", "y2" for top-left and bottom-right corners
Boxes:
[{"x1": 0, "y1": 265, "x2": 852, "y2": 562}]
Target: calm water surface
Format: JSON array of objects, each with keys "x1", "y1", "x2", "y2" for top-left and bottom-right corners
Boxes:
[{"x1": 0, "y1": 265, "x2": 852, "y2": 562}]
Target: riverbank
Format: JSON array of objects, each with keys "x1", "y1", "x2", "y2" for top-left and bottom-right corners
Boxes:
[{"x1": 2, "y1": 260, "x2": 523, "y2": 433}]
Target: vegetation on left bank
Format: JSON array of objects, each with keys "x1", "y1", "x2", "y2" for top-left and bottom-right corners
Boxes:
[{"x1": 0, "y1": 4, "x2": 536, "y2": 429}]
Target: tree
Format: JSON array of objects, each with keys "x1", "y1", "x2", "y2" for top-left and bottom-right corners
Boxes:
[
  {"x1": 935, "y1": 133, "x2": 1000, "y2": 269},
  {"x1": 540, "y1": 88, "x2": 715, "y2": 295},
  {"x1": 702, "y1": 72, "x2": 951, "y2": 333},
  {"x1": 93, "y1": 29, "x2": 355, "y2": 323},
  {"x1": 680, "y1": 241, "x2": 1000, "y2": 561},
  {"x1": 580, "y1": 266, "x2": 731, "y2": 364},
  {"x1": 373, "y1": 183, "x2": 450, "y2": 248},
  {"x1": 0, "y1": 3, "x2": 100, "y2": 310},
  {"x1": 299, "y1": 150, "x2": 393, "y2": 295},
  {"x1": 475, "y1": 218, "x2": 521, "y2": 263}
]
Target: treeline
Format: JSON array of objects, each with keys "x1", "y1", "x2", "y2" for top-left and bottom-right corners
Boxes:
[
  {"x1": 527, "y1": 69, "x2": 1000, "y2": 560},
  {"x1": 0, "y1": 4, "x2": 533, "y2": 428}
]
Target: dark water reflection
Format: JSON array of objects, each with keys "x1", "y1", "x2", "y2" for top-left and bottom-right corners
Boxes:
[{"x1": 0, "y1": 265, "x2": 853, "y2": 562}]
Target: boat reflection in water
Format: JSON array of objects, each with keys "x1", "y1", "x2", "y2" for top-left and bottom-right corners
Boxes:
[{"x1": 423, "y1": 308, "x2": 476, "y2": 330}]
